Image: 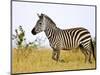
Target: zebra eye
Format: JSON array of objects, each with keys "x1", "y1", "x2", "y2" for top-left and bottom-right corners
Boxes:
[{"x1": 39, "y1": 23, "x2": 42, "y2": 25}]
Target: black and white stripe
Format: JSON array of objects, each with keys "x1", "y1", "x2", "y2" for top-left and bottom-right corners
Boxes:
[{"x1": 31, "y1": 13, "x2": 95, "y2": 63}]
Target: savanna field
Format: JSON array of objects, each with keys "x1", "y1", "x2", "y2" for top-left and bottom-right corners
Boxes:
[{"x1": 12, "y1": 47, "x2": 96, "y2": 74}]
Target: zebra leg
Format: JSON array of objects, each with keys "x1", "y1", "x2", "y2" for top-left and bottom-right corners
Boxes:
[
  {"x1": 80, "y1": 44, "x2": 88, "y2": 63},
  {"x1": 56, "y1": 50, "x2": 60, "y2": 61},
  {"x1": 80, "y1": 43, "x2": 92, "y2": 63},
  {"x1": 87, "y1": 39, "x2": 96, "y2": 63},
  {"x1": 52, "y1": 50, "x2": 56, "y2": 60},
  {"x1": 84, "y1": 44, "x2": 93, "y2": 63},
  {"x1": 52, "y1": 49, "x2": 60, "y2": 62},
  {"x1": 87, "y1": 50, "x2": 92, "y2": 63}
]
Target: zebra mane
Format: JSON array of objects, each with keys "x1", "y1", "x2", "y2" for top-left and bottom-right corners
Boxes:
[{"x1": 43, "y1": 14, "x2": 56, "y2": 26}]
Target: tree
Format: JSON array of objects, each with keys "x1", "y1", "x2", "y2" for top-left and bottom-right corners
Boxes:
[{"x1": 12, "y1": 25, "x2": 25, "y2": 48}]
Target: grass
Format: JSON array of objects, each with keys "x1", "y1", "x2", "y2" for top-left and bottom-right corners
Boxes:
[{"x1": 12, "y1": 47, "x2": 96, "y2": 74}]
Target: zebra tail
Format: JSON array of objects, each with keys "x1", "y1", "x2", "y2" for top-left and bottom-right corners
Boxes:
[{"x1": 91, "y1": 39, "x2": 96, "y2": 61}]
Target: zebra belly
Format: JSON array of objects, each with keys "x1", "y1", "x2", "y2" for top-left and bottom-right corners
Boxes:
[
  {"x1": 61, "y1": 41, "x2": 79, "y2": 50},
  {"x1": 62, "y1": 46, "x2": 78, "y2": 50}
]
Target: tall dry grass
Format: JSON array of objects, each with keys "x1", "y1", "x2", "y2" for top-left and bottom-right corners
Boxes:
[{"x1": 12, "y1": 47, "x2": 96, "y2": 74}]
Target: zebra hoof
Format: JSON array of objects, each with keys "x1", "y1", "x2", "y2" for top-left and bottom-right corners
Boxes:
[
  {"x1": 89, "y1": 61, "x2": 92, "y2": 64},
  {"x1": 60, "y1": 59, "x2": 65, "y2": 63},
  {"x1": 85, "y1": 60, "x2": 92, "y2": 64},
  {"x1": 52, "y1": 57, "x2": 57, "y2": 61}
]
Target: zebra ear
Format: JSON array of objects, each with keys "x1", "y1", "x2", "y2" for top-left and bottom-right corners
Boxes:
[
  {"x1": 41, "y1": 13, "x2": 44, "y2": 16},
  {"x1": 37, "y1": 13, "x2": 41, "y2": 18}
]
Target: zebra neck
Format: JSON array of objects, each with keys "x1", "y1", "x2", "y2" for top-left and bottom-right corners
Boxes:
[{"x1": 44, "y1": 28, "x2": 56, "y2": 39}]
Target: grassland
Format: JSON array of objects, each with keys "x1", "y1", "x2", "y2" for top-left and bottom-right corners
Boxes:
[{"x1": 12, "y1": 47, "x2": 96, "y2": 74}]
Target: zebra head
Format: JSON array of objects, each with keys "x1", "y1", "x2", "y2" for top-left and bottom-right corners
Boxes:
[{"x1": 31, "y1": 13, "x2": 46, "y2": 35}]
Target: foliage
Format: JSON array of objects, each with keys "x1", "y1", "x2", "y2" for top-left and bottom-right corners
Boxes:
[
  {"x1": 26, "y1": 42, "x2": 38, "y2": 48},
  {"x1": 12, "y1": 25, "x2": 43, "y2": 48},
  {"x1": 12, "y1": 26, "x2": 25, "y2": 48}
]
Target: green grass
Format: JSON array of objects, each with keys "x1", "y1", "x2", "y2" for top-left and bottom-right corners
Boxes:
[{"x1": 12, "y1": 47, "x2": 96, "y2": 74}]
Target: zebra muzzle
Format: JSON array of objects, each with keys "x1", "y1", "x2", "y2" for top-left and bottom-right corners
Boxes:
[{"x1": 31, "y1": 28, "x2": 37, "y2": 35}]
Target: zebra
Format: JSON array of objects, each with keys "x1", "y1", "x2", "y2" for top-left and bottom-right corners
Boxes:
[{"x1": 31, "y1": 13, "x2": 95, "y2": 63}]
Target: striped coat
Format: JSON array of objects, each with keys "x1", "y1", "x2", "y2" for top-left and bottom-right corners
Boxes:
[{"x1": 31, "y1": 13, "x2": 95, "y2": 63}]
